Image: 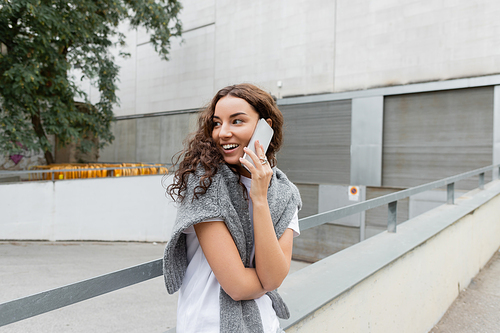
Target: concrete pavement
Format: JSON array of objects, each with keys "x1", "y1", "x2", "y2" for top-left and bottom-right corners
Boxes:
[
  {"x1": 429, "y1": 249, "x2": 500, "y2": 333},
  {"x1": 0, "y1": 241, "x2": 310, "y2": 333},
  {"x1": 1, "y1": 241, "x2": 499, "y2": 332}
]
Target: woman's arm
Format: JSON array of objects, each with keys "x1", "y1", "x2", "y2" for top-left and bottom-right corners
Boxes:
[
  {"x1": 194, "y1": 221, "x2": 267, "y2": 301},
  {"x1": 240, "y1": 142, "x2": 294, "y2": 291},
  {"x1": 252, "y1": 204, "x2": 294, "y2": 291}
]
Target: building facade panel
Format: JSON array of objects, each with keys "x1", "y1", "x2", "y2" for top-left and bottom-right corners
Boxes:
[
  {"x1": 159, "y1": 112, "x2": 199, "y2": 165},
  {"x1": 136, "y1": 117, "x2": 162, "y2": 163},
  {"x1": 382, "y1": 87, "x2": 494, "y2": 189},
  {"x1": 134, "y1": 25, "x2": 216, "y2": 114},
  {"x1": 335, "y1": 0, "x2": 500, "y2": 92},
  {"x1": 112, "y1": 24, "x2": 138, "y2": 117},
  {"x1": 278, "y1": 100, "x2": 351, "y2": 184},
  {"x1": 177, "y1": 0, "x2": 215, "y2": 32},
  {"x1": 99, "y1": 119, "x2": 137, "y2": 163},
  {"x1": 214, "y1": 0, "x2": 335, "y2": 98},
  {"x1": 105, "y1": 1, "x2": 500, "y2": 117}
]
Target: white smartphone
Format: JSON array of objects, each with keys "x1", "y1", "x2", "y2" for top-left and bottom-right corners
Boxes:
[{"x1": 242, "y1": 118, "x2": 274, "y2": 172}]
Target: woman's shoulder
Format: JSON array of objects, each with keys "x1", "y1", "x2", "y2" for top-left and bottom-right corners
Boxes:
[
  {"x1": 273, "y1": 167, "x2": 298, "y2": 190},
  {"x1": 189, "y1": 163, "x2": 238, "y2": 184},
  {"x1": 272, "y1": 167, "x2": 302, "y2": 208},
  {"x1": 183, "y1": 163, "x2": 238, "y2": 200}
]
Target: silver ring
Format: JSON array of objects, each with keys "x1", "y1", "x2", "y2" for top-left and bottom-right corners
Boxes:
[{"x1": 260, "y1": 157, "x2": 268, "y2": 165}]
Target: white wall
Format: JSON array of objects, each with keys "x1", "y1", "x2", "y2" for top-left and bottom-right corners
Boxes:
[
  {"x1": 213, "y1": 0, "x2": 336, "y2": 98},
  {"x1": 108, "y1": 0, "x2": 336, "y2": 116},
  {"x1": 335, "y1": 0, "x2": 500, "y2": 92},
  {"x1": 96, "y1": 0, "x2": 500, "y2": 117},
  {"x1": 0, "y1": 175, "x2": 177, "y2": 242},
  {"x1": 282, "y1": 181, "x2": 500, "y2": 332}
]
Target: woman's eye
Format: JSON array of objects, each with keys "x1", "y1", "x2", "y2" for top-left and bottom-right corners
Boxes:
[
  {"x1": 233, "y1": 119, "x2": 243, "y2": 125},
  {"x1": 213, "y1": 121, "x2": 221, "y2": 127}
]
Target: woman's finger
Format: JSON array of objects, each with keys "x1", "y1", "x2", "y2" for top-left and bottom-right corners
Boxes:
[
  {"x1": 239, "y1": 154, "x2": 257, "y2": 173},
  {"x1": 254, "y1": 141, "x2": 271, "y2": 169},
  {"x1": 243, "y1": 142, "x2": 263, "y2": 167},
  {"x1": 254, "y1": 140, "x2": 264, "y2": 156}
]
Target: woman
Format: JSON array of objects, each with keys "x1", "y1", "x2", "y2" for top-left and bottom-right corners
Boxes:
[{"x1": 163, "y1": 83, "x2": 302, "y2": 333}]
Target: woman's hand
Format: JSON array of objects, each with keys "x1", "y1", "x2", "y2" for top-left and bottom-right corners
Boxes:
[
  {"x1": 240, "y1": 140, "x2": 293, "y2": 291},
  {"x1": 239, "y1": 140, "x2": 273, "y2": 203}
]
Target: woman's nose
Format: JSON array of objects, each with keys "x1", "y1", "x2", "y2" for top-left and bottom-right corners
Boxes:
[{"x1": 219, "y1": 123, "x2": 232, "y2": 138}]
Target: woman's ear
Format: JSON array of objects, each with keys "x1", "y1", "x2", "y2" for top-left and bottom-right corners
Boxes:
[{"x1": 266, "y1": 118, "x2": 273, "y2": 127}]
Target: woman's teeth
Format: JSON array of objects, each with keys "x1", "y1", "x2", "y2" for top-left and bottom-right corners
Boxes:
[{"x1": 222, "y1": 144, "x2": 239, "y2": 150}]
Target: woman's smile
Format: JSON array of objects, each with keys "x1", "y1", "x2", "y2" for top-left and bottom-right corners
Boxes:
[
  {"x1": 212, "y1": 95, "x2": 260, "y2": 174},
  {"x1": 222, "y1": 143, "x2": 239, "y2": 151},
  {"x1": 221, "y1": 143, "x2": 241, "y2": 157}
]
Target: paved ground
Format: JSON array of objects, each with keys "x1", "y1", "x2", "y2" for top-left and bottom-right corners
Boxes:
[
  {"x1": 429, "y1": 249, "x2": 500, "y2": 333},
  {"x1": 0, "y1": 241, "x2": 310, "y2": 333},
  {"x1": 1, "y1": 242, "x2": 499, "y2": 333}
]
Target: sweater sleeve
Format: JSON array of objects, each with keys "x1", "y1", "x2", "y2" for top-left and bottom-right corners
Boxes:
[
  {"x1": 163, "y1": 171, "x2": 224, "y2": 294},
  {"x1": 268, "y1": 168, "x2": 302, "y2": 239}
]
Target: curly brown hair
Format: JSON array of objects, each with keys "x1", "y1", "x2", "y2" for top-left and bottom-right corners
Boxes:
[{"x1": 167, "y1": 83, "x2": 284, "y2": 202}]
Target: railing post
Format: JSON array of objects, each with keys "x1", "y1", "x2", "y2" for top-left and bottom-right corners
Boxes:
[
  {"x1": 51, "y1": 171, "x2": 54, "y2": 181},
  {"x1": 447, "y1": 183, "x2": 455, "y2": 204},
  {"x1": 479, "y1": 172, "x2": 485, "y2": 190},
  {"x1": 387, "y1": 201, "x2": 397, "y2": 233}
]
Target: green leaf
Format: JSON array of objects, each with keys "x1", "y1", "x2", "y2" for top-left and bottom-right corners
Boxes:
[{"x1": 0, "y1": 0, "x2": 182, "y2": 164}]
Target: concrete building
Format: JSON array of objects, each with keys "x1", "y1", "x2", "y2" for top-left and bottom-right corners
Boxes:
[{"x1": 96, "y1": 0, "x2": 500, "y2": 260}]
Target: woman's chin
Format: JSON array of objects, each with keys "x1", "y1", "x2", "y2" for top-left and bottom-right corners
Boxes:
[
  {"x1": 223, "y1": 155, "x2": 241, "y2": 167},
  {"x1": 225, "y1": 161, "x2": 251, "y2": 177}
]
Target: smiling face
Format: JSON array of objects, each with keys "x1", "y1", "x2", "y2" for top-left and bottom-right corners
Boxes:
[{"x1": 212, "y1": 95, "x2": 260, "y2": 176}]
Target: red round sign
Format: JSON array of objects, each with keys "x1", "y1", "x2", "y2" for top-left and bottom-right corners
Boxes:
[{"x1": 350, "y1": 187, "x2": 357, "y2": 195}]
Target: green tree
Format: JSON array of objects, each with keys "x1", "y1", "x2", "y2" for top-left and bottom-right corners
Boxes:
[{"x1": 0, "y1": 0, "x2": 182, "y2": 164}]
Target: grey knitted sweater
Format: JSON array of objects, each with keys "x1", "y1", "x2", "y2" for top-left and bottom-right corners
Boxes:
[{"x1": 163, "y1": 163, "x2": 301, "y2": 333}]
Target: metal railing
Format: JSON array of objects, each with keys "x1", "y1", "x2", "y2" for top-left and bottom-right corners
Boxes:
[
  {"x1": 0, "y1": 164, "x2": 499, "y2": 328},
  {"x1": 299, "y1": 164, "x2": 500, "y2": 233}
]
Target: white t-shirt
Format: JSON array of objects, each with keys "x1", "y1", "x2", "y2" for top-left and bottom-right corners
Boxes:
[{"x1": 176, "y1": 175, "x2": 300, "y2": 333}]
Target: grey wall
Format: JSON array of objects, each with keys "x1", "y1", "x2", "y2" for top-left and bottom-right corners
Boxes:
[
  {"x1": 494, "y1": 86, "x2": 500, "y2": 179},
  {"x1": 382, "y1": 87, "x2": 494, "y2": 190},
  {"x1": 350, "y1": 96, "x2": 384, "y2": 186},
  {"x1": 99, "y1": 112, "x2": 199, "y2": 165},
  {"x1": 295, "y1": 184, "x2": 319, "y2": 219},
  {"x1": 103, "y1": 119, "x2": 137, "y2": 162},
  {"x1": 278, "y1": 100, "x2": 352, "y2": 184}
]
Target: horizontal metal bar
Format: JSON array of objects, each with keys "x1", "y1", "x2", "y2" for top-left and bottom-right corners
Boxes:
[
  {"x1": 299, "y1": 164, "x2": 498, "y2": 231},
  {"x1": 0, "y1": 259, "x2": 163, "y2": 327}
]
